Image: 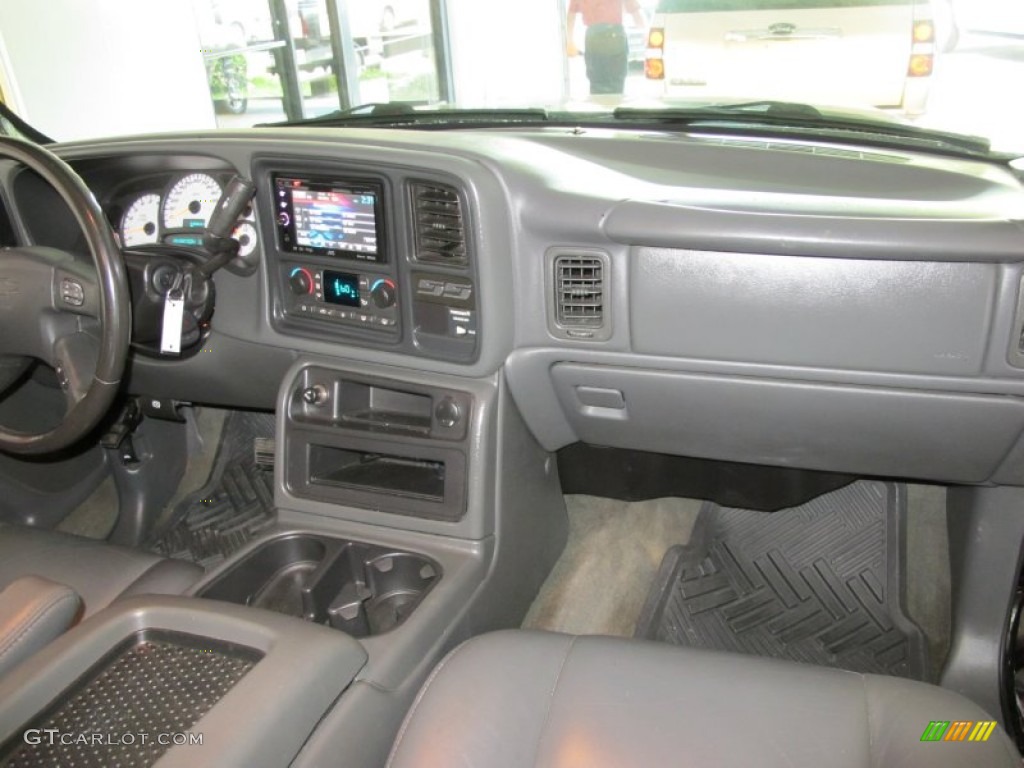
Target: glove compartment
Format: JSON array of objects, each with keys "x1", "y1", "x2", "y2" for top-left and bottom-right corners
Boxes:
[{"x1": 550, "y1": 363, "x2": 1024, "y2": 483}]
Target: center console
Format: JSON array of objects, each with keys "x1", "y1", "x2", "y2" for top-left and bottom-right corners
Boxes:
[
  {"x1": 256, "y1": 158, "x2": 481, "y2": 363},
  {"x1": 0, "y1": 597, "x2": 367, "y2": 768}
]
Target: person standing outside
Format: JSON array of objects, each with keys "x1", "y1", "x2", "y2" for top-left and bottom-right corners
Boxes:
[{"x1": 567, "y1": 0, "x2": 647, "y2": 96}]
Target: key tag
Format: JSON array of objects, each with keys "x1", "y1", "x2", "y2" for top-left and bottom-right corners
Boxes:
[{"x1": 160, "y1": 273, "x2": 186, "y2": 356}]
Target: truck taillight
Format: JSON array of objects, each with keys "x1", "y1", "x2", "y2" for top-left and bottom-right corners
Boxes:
[
  {"x1": 908, "y1": 12, "x2": 934, "y2": 79},
  {"x1": 646, "y1": 27, "x2": 665, "y2": 80},
  {"x1": 908, "y1": 53, "x2": 934, "y2": 77},
  {"x1": 912, "y1": 19, "x2": 935, "y2": 44}
]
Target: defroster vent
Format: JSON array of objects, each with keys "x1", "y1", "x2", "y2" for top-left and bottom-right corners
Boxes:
[
  {"x1": 412, "y1": 182, "x2": 468, "y2": 266},
  {"x1": 555, "y1": 254, "x2": 605, "y2": 329}
]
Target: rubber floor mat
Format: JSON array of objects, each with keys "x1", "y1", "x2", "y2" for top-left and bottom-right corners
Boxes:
[
  {"x1": 635, "y1": 480, "x2": 928, "y2": 679},
  {"x1": 148, "y1": 411, "x2": 275, "y2": 568}
]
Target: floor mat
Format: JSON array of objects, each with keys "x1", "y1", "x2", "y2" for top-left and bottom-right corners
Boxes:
[
  {"x1": 148, "y1": 411, "x2": 275, "y2": 568},
  {"x1": 635, "y1": 480, "x2": 928, "y2": 679}
]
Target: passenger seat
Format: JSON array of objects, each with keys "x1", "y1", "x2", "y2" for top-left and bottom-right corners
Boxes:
[{"x1": 388, "y1": 630, "x2": 1019, "y2": 767}]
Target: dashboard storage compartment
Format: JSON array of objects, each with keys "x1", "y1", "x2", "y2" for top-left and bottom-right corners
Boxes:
[
  {"x1": 289, "y1": 368, "x2": 471, "y2": 442},
  {"x1": 309, "y1": 445, "x2": 445, "y2": 501},
  {"x1": 550, "y1": 363, "x2": 1024, "y2": 484},
  {"x1": 284, "y1": 366, "x2": 472, "y2": 522},
  {"x1": 200, "y1": 534, "x2": 441, "y2": 637}
]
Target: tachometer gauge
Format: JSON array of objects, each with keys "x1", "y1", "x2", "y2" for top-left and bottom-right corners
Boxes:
[
  {"x1": 162, "y1": 173, "x2": 222, "y2": 230},
  {"x1": 119, "y1": 193, "x2": 161, "y2": 246},
  {"x1": 232, "y1": 221, "x2": 258, "y2": 259}
]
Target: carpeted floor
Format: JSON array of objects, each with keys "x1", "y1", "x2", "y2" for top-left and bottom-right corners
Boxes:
[
  {"x1": 57, "y1": 407, "x2": 229, "y2": 541},
  {"x1": 905, "y1": 483, "x2": 951, "y2": 680},
  {"x1": 57, "y1": 475, "x2": 119, "y2": 539},
  {"x1": 522, "y1": 495, "x2": 702, "y2": 637},
  {"x1": 151, "y1": 407, "x2": 229, "y2": 532}
]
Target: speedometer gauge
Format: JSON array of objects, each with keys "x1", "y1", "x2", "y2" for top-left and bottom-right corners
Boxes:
[
  {"x1": 120, "y1": 193, "x2": 161, "y2": 246},
  {"x1": 162, "y1": 173, "x2": 222, "y2": 230}
]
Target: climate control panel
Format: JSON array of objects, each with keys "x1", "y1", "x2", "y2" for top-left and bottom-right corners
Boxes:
[{"x1": 281, "y1": 262, "x2": 399, "y2": 332}]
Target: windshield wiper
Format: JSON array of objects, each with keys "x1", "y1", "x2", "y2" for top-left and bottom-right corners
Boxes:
[
  {"x1": 261, "y1": 99, "x2": 1000, "y2": 161},
  {"x1": 261, "y1": 105, "x2": 551, "y2": 130},
  {"x1": 697, "y1": 100, "x2": 825, "y2": 120},
  {"x1": 612, "y1": 102, "x2": 996, "y2": 160}
]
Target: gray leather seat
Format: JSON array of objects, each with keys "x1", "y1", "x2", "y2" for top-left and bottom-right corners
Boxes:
[
  {"x1": 388, "y1": 630, "x2": 1020, "y2": 768},
  {"x1": 0, "y1": 576, "x2": 81, "y2": 677},
  {"x1": 0, "y1": 524, "x2": 202, "y2": 620}
]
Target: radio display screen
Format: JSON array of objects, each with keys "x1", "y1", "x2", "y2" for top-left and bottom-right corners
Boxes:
[
  {"x1": 323, "y1": 270, "x2": 361, "y2": 307},
  {"x1": 275, "y1": 175, "x2": 382, "y2": 261}
]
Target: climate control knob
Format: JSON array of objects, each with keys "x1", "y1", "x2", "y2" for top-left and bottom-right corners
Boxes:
[
  {"x1": 289, "y1": 267, "x2": 314, "y2": 295},
  {"x1": 370, "y1": 278, "x2": 397, "y2": 309}
]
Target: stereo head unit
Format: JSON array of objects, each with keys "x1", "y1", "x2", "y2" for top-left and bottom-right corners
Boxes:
[{"x1": 274, "y1": 174, "x2": 384, "y2": 262}]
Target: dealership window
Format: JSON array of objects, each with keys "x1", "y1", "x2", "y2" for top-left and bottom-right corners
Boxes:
[
  {"x1": 195, "y1": 0, "x2": 449, "y2": 126},
  {"x1": 0, "y1": 0, "x2": 467, "y2": 140},
  {"x1": 0, "y1": 0, "x2": 575, "y2": 140}
]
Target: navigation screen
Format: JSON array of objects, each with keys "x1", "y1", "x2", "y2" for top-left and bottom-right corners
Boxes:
[{"x1": 275, "y1": 176, "x2": 382, "y2": 261}]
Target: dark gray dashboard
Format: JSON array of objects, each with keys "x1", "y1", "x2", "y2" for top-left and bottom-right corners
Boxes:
[{"x1": 6, "y1": 125, "x2": 1024, "y2": 486}]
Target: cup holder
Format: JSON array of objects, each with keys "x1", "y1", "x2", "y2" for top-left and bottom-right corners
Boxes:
[{"x1": 200, "y1": 534, "x2": 441, "y2": 638}]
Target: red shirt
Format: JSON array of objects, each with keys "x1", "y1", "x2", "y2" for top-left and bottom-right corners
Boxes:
[{"x1": 569, "y1": 0, "x2": 640, "y2": 27}]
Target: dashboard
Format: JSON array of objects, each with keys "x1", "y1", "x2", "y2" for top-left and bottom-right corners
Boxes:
[{"x1": 1, "y1": 126, "x2": 1024, "y2": 488}]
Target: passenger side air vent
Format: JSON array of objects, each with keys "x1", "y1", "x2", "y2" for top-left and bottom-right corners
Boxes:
[
  {"x1": 411, "y1": 181, "x2": 468, "y2": 266},
  {"x1": 549, "y1": 250, "x2": 611, "y2": 341}
]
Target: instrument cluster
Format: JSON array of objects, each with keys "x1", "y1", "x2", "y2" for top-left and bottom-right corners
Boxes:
[{"x1": 112, "y1": 171, "x2": 258, "y2": 260}]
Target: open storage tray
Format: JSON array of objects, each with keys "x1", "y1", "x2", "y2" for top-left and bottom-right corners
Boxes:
[
  {"x1": 0, "y1": 630, "x2": 261, "y2": 767},
  {"x1": 0, "y1": 597, "x2": 367, "y2": 768},
  {"x1": 199, "y1": 534, "x2": 441, "y2": 637}
]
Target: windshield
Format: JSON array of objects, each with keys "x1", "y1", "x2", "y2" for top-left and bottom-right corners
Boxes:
[{"x1": 0, "y1": 0, "x2": 1021, "y2": 155}]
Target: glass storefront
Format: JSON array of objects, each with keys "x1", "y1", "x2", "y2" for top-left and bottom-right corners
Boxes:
[{"x1": 193, "y1": 0, "x2": 443, "y2": 127}]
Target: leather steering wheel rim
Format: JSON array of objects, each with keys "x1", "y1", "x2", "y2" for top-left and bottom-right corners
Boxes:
[{"x1": 0, "y1": 136, "x2": 130, "y2": 454}]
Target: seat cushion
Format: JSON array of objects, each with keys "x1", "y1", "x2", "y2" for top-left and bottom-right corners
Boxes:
[
  {"x1": 0, "y1": 524, "x2": 202, "y2": 619},
  {"x1": 388, "y1": 630, "x2": 1020, "y2": 768}
]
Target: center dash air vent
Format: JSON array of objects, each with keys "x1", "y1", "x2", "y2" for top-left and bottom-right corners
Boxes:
[
  {"x1": 551, "y1": 251, "x2": 611, "y2": 340},
  {"x1": 411, "y1": 182, "x2": 468, "y2": 266}
]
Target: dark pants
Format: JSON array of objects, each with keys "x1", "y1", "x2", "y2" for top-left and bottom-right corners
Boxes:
[{"x1": 584, "y1": 23, "x2": 628, "y2": 95}]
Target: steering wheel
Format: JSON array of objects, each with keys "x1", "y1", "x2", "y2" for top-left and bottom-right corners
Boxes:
[{"x1": 0, "y1": 136, "x2": 130, "y2": 455}]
